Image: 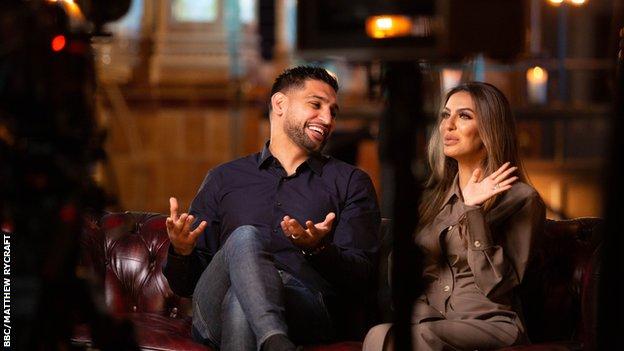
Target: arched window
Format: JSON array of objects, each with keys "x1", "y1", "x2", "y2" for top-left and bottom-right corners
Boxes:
[
  {"x1": 171, "y1": 0, "x2": 218, "y2": 23},
  {"x1": 240, "y1": 0, "x2": 256, "y2": 25}
]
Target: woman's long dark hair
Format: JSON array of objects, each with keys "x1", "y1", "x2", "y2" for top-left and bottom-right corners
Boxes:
[{"x1": 418, "y1": 82, "x2": 528, "y2": 228}]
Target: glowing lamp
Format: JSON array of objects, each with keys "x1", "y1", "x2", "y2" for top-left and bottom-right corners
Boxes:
[
  {"x1": 47, "y1": 0, "x2": 86, "y2": 21},
  {"x1": 365, "y1": 15, "x2": 413, "y2": 39},
  {"x1": 548, "y1": 0, "x2": 588, "y2": 6},
  {"x1": 526, "y1": 66, "x2": 548, "y2": 105},
  {"x1": 51, "y1": 35, "x2": 66, "y2": 52}
]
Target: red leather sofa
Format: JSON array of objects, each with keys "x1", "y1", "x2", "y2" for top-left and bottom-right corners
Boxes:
[{"x1": 71, "y1": 212, "x2": 601, "y2": 350}]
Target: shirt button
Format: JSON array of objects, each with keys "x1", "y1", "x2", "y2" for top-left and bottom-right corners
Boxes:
[
  {"x1": 272, "y1": 229, "x2": 277, "y2": 233},
  {"x1": 474, "y1": 240, "x2": 481, "y2": 248},
  {"x1": 443, "y1": 285, "x2": 450, "y2": 292},
  {"x1": 277, "y1": 202, "x2": 281, "y2": 206}
]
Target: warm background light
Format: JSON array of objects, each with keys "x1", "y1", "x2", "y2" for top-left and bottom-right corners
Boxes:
[
  {"x1": 62, "y1": 0, "x2": 85, "y2": 19},
  {"x1": 376, "y1": 18, "x2": 393, "y2": 30},
  {"x1": 547, "y1": 0, "x2": 587, "y2": 5},
  {"x1": 47, "y1": 0, "x2": 85, "y2": 19},
  {"x1": 529, "y1": 66, "x2": 546, "y2": 81},
  {"x1": 365, "y1": 15, "x2": 412, "y2": 39},
  {"x1": 526, "y1": 66, "x2": 549, "y2": 104}
]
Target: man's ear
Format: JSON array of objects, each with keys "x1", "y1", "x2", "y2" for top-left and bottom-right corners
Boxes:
[{"x1": 271, "y1": 92, "x2": 287, "y2": 116}]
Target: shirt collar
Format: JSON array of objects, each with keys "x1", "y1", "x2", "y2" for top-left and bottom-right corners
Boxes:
[
  {"x1": 258, "y1": 142, "x2": 273, "y2": 169},
  {"x1": 257, "y1": 141, "x2": 328, "y2": 175},
  {"x1": 440, "y1": 173, "x2": 462, "y2": 209},
  {"x1": 306, "y1": 153, "x2": 328, "y2": 175}
]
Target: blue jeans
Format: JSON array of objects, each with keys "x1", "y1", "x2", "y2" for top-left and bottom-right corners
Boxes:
[{"x1": 191, "y1": 225, "x2": 333, "y2": 351}]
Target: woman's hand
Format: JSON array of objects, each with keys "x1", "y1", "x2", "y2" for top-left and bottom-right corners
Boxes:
[{"x1": 462, "y1": 162, "x2": 518, "y2": 206}]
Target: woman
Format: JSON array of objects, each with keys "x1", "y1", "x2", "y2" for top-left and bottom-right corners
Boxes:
[{"x1": 364, "y1": 82, "x2": 546, "y2": 350}]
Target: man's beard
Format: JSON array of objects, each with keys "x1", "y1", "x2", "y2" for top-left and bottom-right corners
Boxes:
[{"x1": 283, "y1": 119, "x2": 326, "y2": 154}]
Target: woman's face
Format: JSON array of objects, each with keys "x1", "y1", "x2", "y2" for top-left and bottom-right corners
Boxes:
[{"x1": 439, "y1": 91, "x2": 486, "y2": 164}]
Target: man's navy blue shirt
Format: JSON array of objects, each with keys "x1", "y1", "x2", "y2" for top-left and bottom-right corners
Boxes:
[{"x1": 163, "y1": 144, "x2": 381, "y2": 298}]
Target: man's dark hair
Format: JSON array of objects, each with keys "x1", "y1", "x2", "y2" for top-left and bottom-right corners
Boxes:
[{"x1": 270, "y1": 66, "x2": 339, "y2": 97}]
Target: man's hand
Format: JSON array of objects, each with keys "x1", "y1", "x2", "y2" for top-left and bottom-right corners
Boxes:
[
  {"x1": 281, "y1": 212, "x2": 336, "y2": 250},
  {"x1": 462, "y1": 162, "x2": 518, "y2": 206},
  {"x1": 165, "y1": 197, "x2": 207, "y2": 256}
]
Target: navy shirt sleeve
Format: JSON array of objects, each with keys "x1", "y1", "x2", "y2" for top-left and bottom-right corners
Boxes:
[
  {"x1": 307, "y1": 168, "x2": 381, "y2": 292},
  {"x1": 163, "y1": 169, "x2": 222, "y2": 297}
]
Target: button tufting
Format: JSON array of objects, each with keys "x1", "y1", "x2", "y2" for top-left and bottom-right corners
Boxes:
[
  {"x1": 474, "y1": 240, "x2": 481, "y2": 248},
  {"x1": 443, "y1": 285, "x2": 450, "y2": 292},
  {"x1": 132, "y1": 305, "x2": 137, "y2": 312}
]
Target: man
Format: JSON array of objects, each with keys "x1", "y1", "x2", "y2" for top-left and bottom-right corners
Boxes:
[{"x1": 164, "y1": 66, "x2": 380, "y2": 351}]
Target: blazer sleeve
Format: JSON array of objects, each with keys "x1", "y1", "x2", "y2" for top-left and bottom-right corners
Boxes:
[{"x1": 461, "y1": 193, "x2": 545, "y2": 300}]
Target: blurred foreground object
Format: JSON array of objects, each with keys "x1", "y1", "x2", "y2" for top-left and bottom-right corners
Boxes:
[
  {"x1": 0, "y1": 0, "x2": 130, "y2": 348},
  {"x1": 297, "y1": 0, "x2": 525, "y2": 62}
]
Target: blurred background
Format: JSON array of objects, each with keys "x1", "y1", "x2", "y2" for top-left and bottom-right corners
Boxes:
[
  {"x1": 90, "y1": 0, "x2": 619, "y2": 220},
  {"x1": 1, "y1": 0, "x2": 622, "y2": 348}
]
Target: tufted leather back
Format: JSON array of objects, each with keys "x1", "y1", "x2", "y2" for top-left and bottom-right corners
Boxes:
[
  {"x1": 519, "y1": 218, "x2": 602, "y2": 347},
  {"x1": 80, "y1": 212, "x2": 191, "y2": 319}
]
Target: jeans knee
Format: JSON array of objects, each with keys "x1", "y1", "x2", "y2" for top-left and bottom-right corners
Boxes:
[
  {"x1": 232, "y1": 225, "x2": 259, "y2": 236},
  {"x1": 229, "y1": 225, "x2": 259, "y2": 242},
  {"x1": 224, "y1": 225, "x2": 267, "y2": 252}
]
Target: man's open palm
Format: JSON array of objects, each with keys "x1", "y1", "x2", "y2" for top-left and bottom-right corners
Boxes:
[{"x1": 281, "y1": 212, "x2": 336, "y2": 250}]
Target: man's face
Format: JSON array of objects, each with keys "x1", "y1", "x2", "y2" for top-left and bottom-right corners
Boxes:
[{"x1": 282, "y1": 79, "x2": 338, "y2": 153}]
